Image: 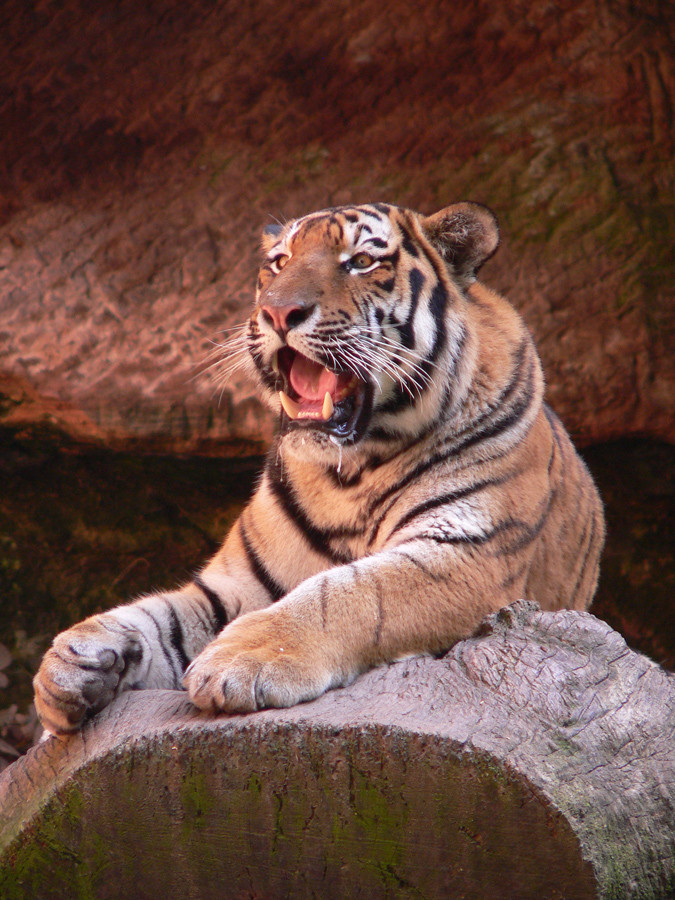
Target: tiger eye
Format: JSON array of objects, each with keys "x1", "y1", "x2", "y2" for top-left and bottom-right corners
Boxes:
[
  {"x1": 350, "y1": 253, "x2": 374, "y2": 270},
  {"x1": 271, "y1": 254, "x2": 289, "y2": 272}
]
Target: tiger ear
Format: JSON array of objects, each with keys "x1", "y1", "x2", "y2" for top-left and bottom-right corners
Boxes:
[
  {"x1": 261, "y1": 222, "x2": 284, "y2": 253},
  {"x1": 421, "y1": 202, "x2": 499, "y2": 284}
]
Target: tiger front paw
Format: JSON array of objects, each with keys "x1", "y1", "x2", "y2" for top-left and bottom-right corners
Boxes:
[
  {"x1": 33, "y1": 615, "x2": 147, "y2": 735},
  {"x1": 183, "y1": 610, "x2": 342, "y2": 715}
]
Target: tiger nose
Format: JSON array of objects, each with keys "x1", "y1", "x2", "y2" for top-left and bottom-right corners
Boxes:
[{"x1": 260, "y1": 303, "x2": 315, "y2": 336}]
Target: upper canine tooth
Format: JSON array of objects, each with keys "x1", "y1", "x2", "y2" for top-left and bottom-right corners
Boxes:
[
  {"x1": 279, "y1": 391, "x2": 300, "y2": 420},
  {"x1": 271, "y1": 351, "x2": 279, "y2": 374},
  {"x1": 322, "y1": 391, "x2": 334, "y2": 420}
]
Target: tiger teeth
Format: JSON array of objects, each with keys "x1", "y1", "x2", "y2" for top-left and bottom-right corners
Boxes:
[
  {"x1": 322, "y1": 391, "x2": 334, "y2": 420},
  {"x1": 279, "y1": 391, "x2": 300, "y2": 419},
  {"x1": 271, "y1": 352, "x2": 279, "y2": 375}
]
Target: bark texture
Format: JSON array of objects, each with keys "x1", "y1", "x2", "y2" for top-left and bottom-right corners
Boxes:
[
  {"x1": 0, "y1": 0, "x2": 673, "y2": 452},
  {"x1": 1, "y1": 602, "x2": 673, "y2": 900}
]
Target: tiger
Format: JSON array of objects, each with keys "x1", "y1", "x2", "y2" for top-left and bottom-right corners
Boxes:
[{"x1": 33, "y1": 200, "x2": 605, "y2": 735}]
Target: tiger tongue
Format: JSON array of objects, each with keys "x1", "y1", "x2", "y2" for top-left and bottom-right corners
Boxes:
[{"x1": 289, "y1": 353, "x2": 338, "y2": 401}]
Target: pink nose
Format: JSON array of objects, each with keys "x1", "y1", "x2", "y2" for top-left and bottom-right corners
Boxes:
[{"x1": 260, "y1": 303, "x2": 313, "y2": 335}]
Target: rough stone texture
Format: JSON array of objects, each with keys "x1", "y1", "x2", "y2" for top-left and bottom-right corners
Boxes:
[
  {"x1": 0, "y1": 0, "x2": 673, "y2": 451},
  {"x1": 1, "y1": 602, "x2": 673, "y2": 899}
]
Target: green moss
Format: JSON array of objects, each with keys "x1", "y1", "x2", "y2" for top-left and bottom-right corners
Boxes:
[
  {"x1": 246, "y1": 772, "x2": 262, "y2": 795},
  {"x1": 180, "y1": 766, "x2": 217, "y2": 826}
]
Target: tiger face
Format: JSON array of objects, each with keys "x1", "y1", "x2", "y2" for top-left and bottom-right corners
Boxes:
[{"x1": 247, "y1": 202, "x2": 499, "y2": 455}]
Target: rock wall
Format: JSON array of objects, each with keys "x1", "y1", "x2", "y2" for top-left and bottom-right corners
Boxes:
[{"x1": 1, "y1": 0, "x2": 673, "y2": 451}]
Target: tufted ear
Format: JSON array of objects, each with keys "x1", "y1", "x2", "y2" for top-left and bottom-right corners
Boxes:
[
  {"x1": 261, "y1": 222, "x2": 284, "y2": 253},
  {"x1": 420, "y1": 202, "x2": 499, "y2": 284}
]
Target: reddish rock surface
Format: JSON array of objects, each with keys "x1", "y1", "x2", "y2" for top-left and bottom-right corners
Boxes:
[{"x1": 1, "y1": 0, "x2": 673, "y2": 451}]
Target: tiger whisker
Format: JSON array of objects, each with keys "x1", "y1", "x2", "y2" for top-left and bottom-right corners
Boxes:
[
  {"x1": 358, "y1": 326, "x2": 437, "y2": 366},
  {"x1": 358, "y1": 326, "x2": 438, "y2": 375},
  {"x1": 195, "y1": 341, "x2": 249, "y2": 371},
  {"x1": 346, "y1": 333, "x2": 432, "y2": 392},
  {"x1": 320, "y1": 336, "x2": 427, "y2": 399},
  {"x1": 193, "y1": 342, "x2": 249, "y2": 375},
  {"x1": 213, "y1": 323, "x2": 250, "y2": 336},
  {"x1": 357, "y1": 340, "x2": 432, "y2": 388},
  {"x1": 191, "y1": 326, "x2": 254, "y2": 386},
  {"x1": 329, "y1": 339, "x2": 418, "y2": 389}
]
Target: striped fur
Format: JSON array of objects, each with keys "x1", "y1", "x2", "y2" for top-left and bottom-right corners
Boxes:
[{"x1": 34, "y1": 202, "x2": 605, "y2": 734}]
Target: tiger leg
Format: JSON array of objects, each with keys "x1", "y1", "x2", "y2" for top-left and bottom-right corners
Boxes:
[
  {"x1": 183, "y1": 542, "x2": 509, "y2": 714},
  {"x1": 33, "y1": 577, "x2": 235, "y2": 735}
]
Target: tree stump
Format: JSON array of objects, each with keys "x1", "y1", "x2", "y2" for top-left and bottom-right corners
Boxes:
[{"x1": 0, "y1": 601, "x2": 673, "y2": 899}]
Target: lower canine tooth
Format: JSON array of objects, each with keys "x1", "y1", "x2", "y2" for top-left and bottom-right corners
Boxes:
[
  {"x1": 279, "y1": 391, "x2": 300, "y2": 420},
  {"x1": 322, "y1": 391, "x2": 334, "y2": 420}
]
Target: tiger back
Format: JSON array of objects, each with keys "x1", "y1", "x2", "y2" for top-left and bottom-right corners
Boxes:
[{"x1": 33, "y1": 201, "x2": 605, "y2": 734}]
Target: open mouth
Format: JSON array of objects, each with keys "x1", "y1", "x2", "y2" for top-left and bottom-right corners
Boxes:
[{"x1": 272, "y1": 347, "x2": 371, "y2": 440}]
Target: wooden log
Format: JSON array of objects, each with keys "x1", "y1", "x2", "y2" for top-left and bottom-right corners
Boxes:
[{"x1": 0, "y1": 601, "x2": 673, "y2": 899}]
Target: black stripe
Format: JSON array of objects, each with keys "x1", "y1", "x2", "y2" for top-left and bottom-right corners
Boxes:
[
  {"x1": 377, "y1": 381, "x2": 414, "y2": 416},
  {"x1": 250, "y1": 350, "x2": 278, "y2": 392},
  {"x1": 167, "y1": 604, "x2": 190, "y2": 672},
  {"x1": 400, "y1": 330, "x2": 466, "y2": 448},
  {"x1": 37, "y1": 674, "x2": 85, "y2": 712},
  {"x1": 265, "y1": 461, "x2": 356, "y2": 564},
  {"x1": 414, "y1": 507, "x2": 545, "y2": 552},
  {"x1": 569, "y1": 511, "x2": 598, "y2": 604},
  {"x1": 398, "y1": 223, "x2": 420, "y2": 258},
  {"x1": 398, "y1": 267, "x2": 424, "y2": 348},
  {"x1": 496, "y1": 490, "x2": 555, "y2": 555},
  {"x1": 378, "y1": 277, "x2": 448, "y2": 417},
  {"x1": 239, "y1": 521, "x2": 286, "y2": 602},
  {"x1": 500, "y1": 560, "x2": 529, "y2": 591},
  {"x1": 329, "y1": 215, "x2": 344, "y2": 243},
  {"x1": 427, "y1": 281, "x2": 448, "y2": 363},
  {"x1": 194, "y1": 576, "x2": 229, "y2": 631},
  {"x1": 366, "y1": 424, "x2": 412, "y2": 443},
  {"x1": 358, "y1": 207, "x2": 385, "y2": 223},
  {"x1": 447, "y1": 324, "x2": 467, "y2": 377},
  {"x1": 417, "y1": 531, "x2": 493, "y2": 547},
  {"x1": 448, "y1": 372, "x2": 534, "y2": 457},
  {"x1": 323, "y1": 441, "x2": 413, "y2": 488},
  {"x1": 189, "y1": 602, "x2": 217, "y2": 641},
  {"x1": 424, "y1": 237, "x2": 455, "y2": 294},
  {"x1": 383, "y1": 476, "x2": 508, "y2": 541},
  {"x1": 380, "y1": 248, "x2": 400, "y2": 268},
  {"x1": 37, "y1": 707, "x2": 80, "y2": 735},
  {"x1": 138, "y1": 607, "x2": 181, "y2": 687}
]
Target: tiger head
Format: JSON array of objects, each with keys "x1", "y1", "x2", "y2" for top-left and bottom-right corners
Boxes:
[{"x1": 247, "y1": 202, "x2": 499, "y2": 458}]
